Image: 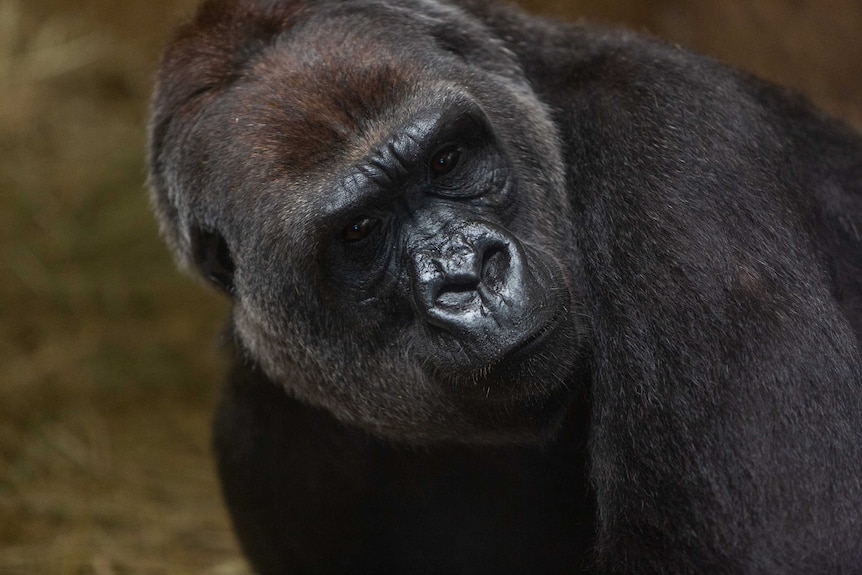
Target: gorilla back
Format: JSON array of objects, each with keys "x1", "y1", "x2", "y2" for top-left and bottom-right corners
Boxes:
[{"x1": 148, "y1": 0, "x2": 862, "y2": 573}]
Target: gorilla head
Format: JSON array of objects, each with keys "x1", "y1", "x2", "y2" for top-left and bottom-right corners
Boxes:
[{"x1": 149, "y1": 0, "x2": 584, "y2": 444}]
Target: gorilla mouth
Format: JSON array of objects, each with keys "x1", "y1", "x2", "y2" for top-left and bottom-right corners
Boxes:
[
  {"x1": 504, "y1": 303, "x2": 565, "y2": 363},
  {"x1": 437, "y1": 301, "x2": 567, "y2": 392}
]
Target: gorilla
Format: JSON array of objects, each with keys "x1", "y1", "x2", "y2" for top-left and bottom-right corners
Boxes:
[{"x1": 147, "y1": 0, "x2": 862, "y2": 573}]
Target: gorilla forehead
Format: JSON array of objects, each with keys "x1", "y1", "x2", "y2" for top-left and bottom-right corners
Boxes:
[
  {"x1": 228, "y1": 5, "x2": 512, "y2": 178},
  {"x1": 234, "y1": 86, "x2": 482, "y2": 215},
  {"x1": 206, "y1": 25, "x2": 535, "y2": 246},
  {"x1": 237, "y1": 24, "x2": 413, "y2": 171}
]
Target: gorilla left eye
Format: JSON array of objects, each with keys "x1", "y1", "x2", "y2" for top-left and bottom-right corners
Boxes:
[
  {"x1": 342, "y1": 217, "x2": 378, "y2": 243},
  {"x1": 430, "y1": 146, "x2": 460, "y2": 177}
]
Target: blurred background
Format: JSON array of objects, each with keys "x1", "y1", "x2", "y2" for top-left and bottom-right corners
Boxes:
[{"x1": 0, "y1": 0, "x2": 859, "y2": 573}]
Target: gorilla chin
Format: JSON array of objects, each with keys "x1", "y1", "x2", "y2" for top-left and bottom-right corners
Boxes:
[
  {"x1": 448, "y1": 333, "x2": 584, "y2": 446},
  {"x1": 440, "y1": 299, "x2": 581, "y2": 397}
]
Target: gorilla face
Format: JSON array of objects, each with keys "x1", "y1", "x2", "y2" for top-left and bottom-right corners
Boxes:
[{"x1": 151, "y1": 1, "x2": 585, "y2": 443}]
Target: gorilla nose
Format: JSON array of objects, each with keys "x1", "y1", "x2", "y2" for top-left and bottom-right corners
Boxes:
[
  {"x1": 408, "y1": 224, "x2": 517, "y2": 333},
  {"x1": 432, "y1": 237, "x2": 509, "y2": 309}
]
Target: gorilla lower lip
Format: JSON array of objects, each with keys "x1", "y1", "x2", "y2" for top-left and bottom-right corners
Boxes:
[{"x1": 507, "y1": 307, "x2": 561, "y2": 361}]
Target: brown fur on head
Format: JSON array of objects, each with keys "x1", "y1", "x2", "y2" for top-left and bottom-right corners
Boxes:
[{"x1": 148, "y1": 0, "x2": 305, "y2": 268}]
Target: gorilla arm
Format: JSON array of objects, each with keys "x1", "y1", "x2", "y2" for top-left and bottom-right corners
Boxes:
[{"x1": 527, "y1": 24, "x2": 862, "y2": 571}]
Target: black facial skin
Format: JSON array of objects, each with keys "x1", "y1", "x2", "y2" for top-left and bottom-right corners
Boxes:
[
  {"x1": 322, "y1": 99, "x2": 574, "y2": 390},
  {"x1": 149, "y1": 0, "x2": 862, "y2": 573}
]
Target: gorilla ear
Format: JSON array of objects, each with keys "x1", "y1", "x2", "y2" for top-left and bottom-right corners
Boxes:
[{"x1": 192, "y1": 227, "x2": 235, "y2": 295}]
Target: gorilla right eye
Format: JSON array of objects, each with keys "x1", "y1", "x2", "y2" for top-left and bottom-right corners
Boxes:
[
  {"x1": 342, "y1": 217, "x2": 378, "y2": 243},
  {"x1": 430, "y1": 146, "x2": 461, "y2": 177}
]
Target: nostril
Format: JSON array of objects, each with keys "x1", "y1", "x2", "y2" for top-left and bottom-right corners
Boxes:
[
  {"x1": 431, "y1": 243, "x2": 511, "y2": 310},
  {"x1": 481, "y1": 245, "x2": 510, "y2": 294}
]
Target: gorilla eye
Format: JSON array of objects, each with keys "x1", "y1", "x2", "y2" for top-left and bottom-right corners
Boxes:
[
  {"x1": 430, "y1": 146, "x2": 460, "y2": 177},
  {"x1": 342, "y1": 217, "x2": 378, "y2": 243}
]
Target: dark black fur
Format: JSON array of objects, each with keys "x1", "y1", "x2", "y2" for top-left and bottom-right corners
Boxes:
[{"x1": 148, "y1": 0, "x2": 862, "y2": 573}]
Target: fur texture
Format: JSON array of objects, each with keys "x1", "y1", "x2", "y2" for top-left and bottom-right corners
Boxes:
[{"x1": 148, "y1": 0, "x2": 862, "y2": 572}]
